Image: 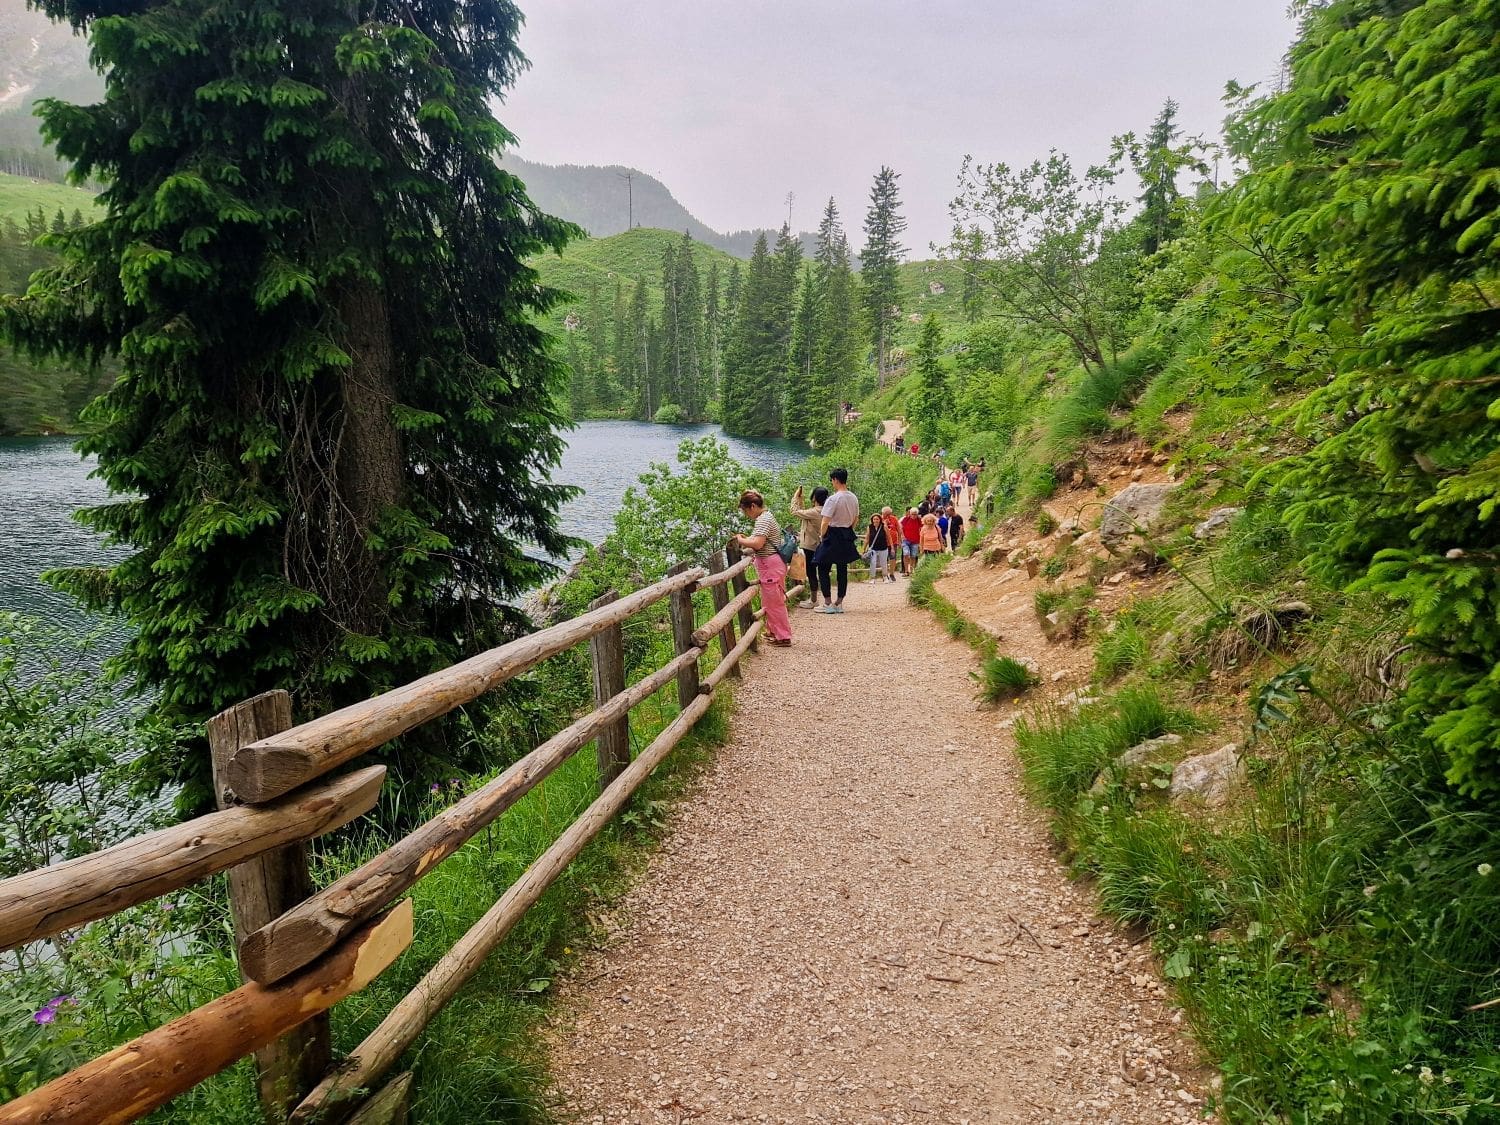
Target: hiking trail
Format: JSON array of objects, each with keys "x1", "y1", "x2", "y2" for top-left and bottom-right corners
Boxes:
[{"x1": 543, "y1": 549, "x2": 1211, "y2": 1123}]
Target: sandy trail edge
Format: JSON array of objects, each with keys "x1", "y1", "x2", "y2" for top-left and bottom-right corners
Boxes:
[{"x1": 542, "y1": 578, "x2": 1211, "y2": 1124}]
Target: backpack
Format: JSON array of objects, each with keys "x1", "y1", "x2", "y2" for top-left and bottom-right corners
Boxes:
[{"x1": 776, "y1": 525, "x2": 799, "y2": 564}]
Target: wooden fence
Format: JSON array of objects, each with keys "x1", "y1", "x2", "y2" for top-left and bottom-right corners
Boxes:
[{"x1": 0, "y1": 547, "x2": 803, "y2": 1124}]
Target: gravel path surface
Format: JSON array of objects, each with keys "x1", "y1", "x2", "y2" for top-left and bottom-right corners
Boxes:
[{"x1": 544, "y1": 578, "x2": 1211, "y2": 1123}]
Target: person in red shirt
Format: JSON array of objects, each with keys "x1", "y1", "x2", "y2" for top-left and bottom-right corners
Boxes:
[{"x1": 899, "y1": 507, "x2": 922, "y2": 576}]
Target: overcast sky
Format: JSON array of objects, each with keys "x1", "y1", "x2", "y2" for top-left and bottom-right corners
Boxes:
[{"x1": 496, "y1": 1, "x2": 1298, "y2": 249}]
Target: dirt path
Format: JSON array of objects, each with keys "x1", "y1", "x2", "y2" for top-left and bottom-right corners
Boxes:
[{"x1": 544, "y1": 579, "x2": 1209, "y2": 1124}]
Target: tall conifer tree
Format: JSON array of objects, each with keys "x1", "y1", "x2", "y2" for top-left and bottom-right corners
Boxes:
[
  {"x1": 783, "y1": 269, "x2": 818, "y2": 441},
  {"x1": 812, "y1": 198, "x2": 859, "y2": 448},
  {"x1": 4, "y1": 0, "x2": 576, "y2": 799},
  {"x1": 860, "y1": 166, "x2": 908, "y2": 387},
  {"x1": 721, "y1": 234, "x2": 782, "y2": 436},
  {"x1": 704, "y1": 260, "x2": 722, "y2": 400}
]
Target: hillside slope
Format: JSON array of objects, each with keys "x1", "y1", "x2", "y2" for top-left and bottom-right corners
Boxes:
[
  {"x1": 0, "y1": 171, "x2": 97, "y2": 224},
  {"x1": 530, "y1": 226, "x2": 740, "y2": 329}
]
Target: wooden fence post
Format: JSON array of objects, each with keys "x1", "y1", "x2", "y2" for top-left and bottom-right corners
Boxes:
[
  {"x1": 727, "y1": 544, "x2": 759, "y2": 653},
  {"x1": 208, "y1": 690, "x2": 331, "y2": 1121},
  {"x1": 705, "y1": 550, "x2": 741, "y2": 679},
  {"x1": 666, "y1": 561, "x2": 701, "y2": 709},
  {"x1": 588, "y1": 590, "x2": 630, "y2": 793}
]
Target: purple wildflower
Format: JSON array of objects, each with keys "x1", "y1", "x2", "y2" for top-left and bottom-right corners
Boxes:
[
  {"x1": 448, "y1": 778, "x2": 461, "y2": 788},
  {"x1": 430, "y1": 783, "x2": 442, "y2": 794},
  {"x1": 33, "y1": 995, "x2": 71, "y2": 1025}
]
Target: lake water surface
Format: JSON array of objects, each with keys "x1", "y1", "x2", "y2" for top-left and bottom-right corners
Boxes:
[{"x1": 0, "y1": 421, "x2": 808, "y2": 626}]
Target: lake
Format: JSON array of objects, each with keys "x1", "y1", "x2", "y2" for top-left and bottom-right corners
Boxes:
[{"x1": 0, "y1": 421, "x2": 808, "y2": 627}]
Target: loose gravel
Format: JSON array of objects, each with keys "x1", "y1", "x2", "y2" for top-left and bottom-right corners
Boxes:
[{"x1": 544, "y1": 577, "x2": 1212, "y2": 1123}]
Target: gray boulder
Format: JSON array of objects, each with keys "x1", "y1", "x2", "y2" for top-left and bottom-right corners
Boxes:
[
  {"x1": 1169, "y1": 744, "x2": 1242, "y2": 806},
  {"x1": 1087, "y1": 733, "x2": 1182, "y2": 796},
  {"x1": 1100, "y1": 483, "x2": 1177, "y2": 549},
  {"x1": 1193, "y1": 506, "x2": 1243, "y2": 540}
]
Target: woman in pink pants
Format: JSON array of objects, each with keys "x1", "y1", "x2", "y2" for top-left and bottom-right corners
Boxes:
[{"x1": 733, "y1": 489, "x2": 792, "y2": 647}]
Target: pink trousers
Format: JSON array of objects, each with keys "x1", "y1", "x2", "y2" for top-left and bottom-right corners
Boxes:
[{"x1": 754, "y1": 552, "x2": 792, "y2": 642}]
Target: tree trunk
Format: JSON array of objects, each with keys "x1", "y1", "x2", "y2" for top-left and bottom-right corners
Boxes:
[{"x1": 333, "y1": 275, "x2": 405, "y2": 636}]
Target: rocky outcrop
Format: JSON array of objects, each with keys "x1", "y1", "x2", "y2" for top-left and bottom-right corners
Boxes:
[
  {"x1": 1088, "y1": 733, "x2": 1183, "y2": 796},
  {"x1": 1169, "y1": 744, "x2": 1243, "y2": 806},
  {"x1": 1193, "y1": 507, "x2": 1243, "y2": 540},
  {"x1": 1100, "y1": 483, "x2": 1177, "y2": 550}
]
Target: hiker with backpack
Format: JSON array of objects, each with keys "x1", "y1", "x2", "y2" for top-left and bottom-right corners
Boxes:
[{"x1": 733, "y1": 489, "x2": 793, "y2": 647}]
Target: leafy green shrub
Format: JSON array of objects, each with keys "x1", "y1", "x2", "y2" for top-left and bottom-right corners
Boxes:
[
  {"x1": 974, "y1": 653, "x2": 1038, "y2": 703},
  {"x1": 614, "y1": 437, "x2": 767, "y2": 581},
  {"x1": 651, "y1": 402, "x2": 686, "y2": 424},
  {"x1": 1036, "y1": 510, "x2": 1058, "y2": 536}
]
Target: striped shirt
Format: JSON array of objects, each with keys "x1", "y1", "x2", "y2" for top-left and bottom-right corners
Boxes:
[{"x1": 752, "y1": 511, "x2": 784, "y2": 558}]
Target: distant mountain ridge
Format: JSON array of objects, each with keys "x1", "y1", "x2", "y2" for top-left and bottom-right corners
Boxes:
[
  {"x1": 0, "y1": 6, "x2": 816, "y2": 261},
  {"x1": 500, "y1": 154, "x2": 816, "y2": 260}
]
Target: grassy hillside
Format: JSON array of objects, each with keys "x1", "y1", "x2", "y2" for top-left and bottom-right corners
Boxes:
[
  {"x1": 0, "y1": 171, "x2": 97, "y2": 224},
  {"x1": 530, "y1": 226, "x2": 740, "y2": 329}
]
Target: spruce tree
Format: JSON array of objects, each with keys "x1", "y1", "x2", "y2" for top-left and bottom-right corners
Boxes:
[
  {"x1": 911, "y1": 314, "x2": 948, "y2": 440},
  {"x1": 586, "y1": 277, "x2": 609, "y2": 410},
  {"x1": 1132, "y1": 99, "x2": 1192, "y2": 255},
  {"x1": 3, "y1": 0, "x2": 578, "y2": 800},
  {"x1": 704, "y1": 260, "x2": 722, "y2": 401},
  {"x1": 673, "y1": 230, "x2": 706, "y2": 419},
  {"x1": 812, "y1": 198, "x2": 859, "y2": 448},
  {"x1": 783, "y1": 268, "x2": 818, "y2": 441},
  {"x1": 627, "y1": 276, "x2": 651, "y2": 419},
  {"x1": 659, "y1": 240, "x2": 682, "y2": 410},
  {"x1": 721, "y1": 234, "x2": 783, "y2": 437},
  {"x1": 860, "y1": 166, "x2": 908, "y2": 387}
]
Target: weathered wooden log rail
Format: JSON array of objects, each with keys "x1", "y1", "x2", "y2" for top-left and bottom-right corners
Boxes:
[{"x1": 0, "y1": 547, "x2": 775, "y2": 1124}]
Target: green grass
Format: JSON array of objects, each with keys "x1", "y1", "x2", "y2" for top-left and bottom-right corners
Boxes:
[
  {"x1": 529, "y1": 227, "x2": 740, "y2": 334},
  {"x1": 974, "y1": 653, "x2": 1038, "y2": 703},
  {"x1": 1094, "y1": 619, "x2": 1150, "y2": 681},
  {"x1": 1013, "y1": 686, "x2": 1197, "y2": 812},
  {"x1": 0, "y1": 171, "x2": 98, "y2": 225}
]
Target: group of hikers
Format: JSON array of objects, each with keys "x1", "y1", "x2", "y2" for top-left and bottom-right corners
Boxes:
[{"x1": 731, "y1": 452, "x2": 982, "y2": 647}]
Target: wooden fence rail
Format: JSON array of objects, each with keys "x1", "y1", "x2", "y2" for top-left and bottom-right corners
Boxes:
[{"x1": 0, "y1": 546, "x2": 768, "y2": 1124}]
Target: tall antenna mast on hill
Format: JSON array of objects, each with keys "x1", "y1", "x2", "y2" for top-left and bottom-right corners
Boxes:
[
  {"x1": 785, "y1": 191, "x2": 795, "y2": 228},
  {"x1": 617, "y1": 171, "x2": 634, "y2": 230}
]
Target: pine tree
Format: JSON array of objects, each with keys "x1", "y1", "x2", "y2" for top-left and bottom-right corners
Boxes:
[
  {"x1": 911, "y1": 314, "x2": 947, "y2": 440},
  {"x1": 673, "y1": 230, "x2": 706, "y2": 419},
  {"x1": 860, "y1": 166, "x2": 908, "y2": 387},
  {"x1": 1133, "y1": 99, "x2": 1188, "y2": 256},
  {"x1": 626, "y1": 276, "x2": 651, "y2": 419},
  {"x1": 783, "y1": 268, "x2": 818, "y2": 441},
  {"x1": 770, "y1": 223, "x2": 803, "y2": 352},
  {"x1": 659, "y1": 240, "x2": 682, "y2": 411},
  {"x1": 586, "y1": 277, "x2": 609, "y2": 410},
  {"x1": 812, "y1": 198, "x2": 859, "y2": 448},
  {"x1": 3, "y1": 0, "x2": 578, "y2": 801},
  {"x1": 607, "y1": 277, "x2": 626, "y2": 411},
  {"x1": 721, "y1": 234, "x2": 783, "y2": 437},
  {"x1": 704, "y1": 260, "x2": 722, "y2": 401}
]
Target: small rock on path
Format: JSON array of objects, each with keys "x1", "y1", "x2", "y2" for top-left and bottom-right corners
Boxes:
[{"x1": 544, "y1": 579, "x2": 1209, "y2": 1123}]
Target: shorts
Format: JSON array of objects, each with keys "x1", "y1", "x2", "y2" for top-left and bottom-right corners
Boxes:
[{"x1": 903, "y1": 541, "x2": 921, "y2": 559}]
